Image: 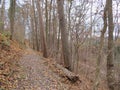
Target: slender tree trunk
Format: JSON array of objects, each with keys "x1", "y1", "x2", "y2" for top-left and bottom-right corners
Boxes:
[
  {"x1": 45, "y1": 0, "x2": 49, "y2": 43},
  {"x1": 68, "y1": 1, "x2": 73, "y2": 71},
  {"x1": 0, "y1": 0, "x2": 5, "y2": 33},
  {"x1": 9, "y1": 0, "x2": 16, "y2": 40},
  {"x1": 47, "y1": 0, "x2": 53, "y2": 53},
  {"x1": 57, "y1": 0, "x2": 71, "y2": 70},
  {"x1": 52, "y1": 7, "x2": 57, "y2": 54},
  {"x1": 93, "y1": 1, "x2": 108, "y2": 89},
  {"x1": 107, "y1": 0, "x2": 115, "y2": 90},
  {"x1": 32, "y1": 0, "x2": 39, "y2": 51},
  {"x1": 30, "y1": 16, "x2": 36, "y2": 50},
  {"x1": 37, "y1": 0, "x2": 48, "y2": 58}
]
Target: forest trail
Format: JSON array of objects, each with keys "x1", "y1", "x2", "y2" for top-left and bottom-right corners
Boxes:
[
  {"x1": 16, "y1": 48, "x2": 62, "y2": 90},
  {"x1": 16, "y1": 49, "x2": 88, "y2": 90}
]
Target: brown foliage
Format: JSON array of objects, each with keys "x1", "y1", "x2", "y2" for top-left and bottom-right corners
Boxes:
[{"x1": 0, "y1": 33, "x2": 22, "y2": 90}]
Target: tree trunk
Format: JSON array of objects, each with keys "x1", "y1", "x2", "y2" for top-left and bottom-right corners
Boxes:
[
  {"x1": 55, "y1": 64, "x2": 79, "y2": 83},
  {"x1": 57, "y1": 0, "x2": 71, "y2": 70},
  {"x1": 0, "y1": 0, "x2": 5, "y2": 33},
  {"x1": 37, "y1": 0, "x2": 48, "y2": 58},
  {"x1": 9, "y1": 0, "x2": 16, "y2": 40},
  {"x1": 68, "y1": 1, "x2": 73, "y2": 71},
  {"x1": 30, "y1": 14, "x2": 36, "y2": 50},
  {"x1": 107, "y1": 0, "x2": 115, "y2": 90},
  {"x1": 45, "y1": 0, "x2": 49, "y2": 43},
  {"x1": 93, "y1": 1, "x2": 108, "y2": 89},
  {"x1": 32, "y1": 0, "x2": 39, "y2": 51}
]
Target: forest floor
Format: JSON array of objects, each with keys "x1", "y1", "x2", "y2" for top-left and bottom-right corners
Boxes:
[
  {"x1": 0, "y1": 44, "x2": 107, "y2": 90},
  {"x1": 0, "y1": 33, "x2": 108, "y2": 90},
  {"x1": 15, "y1": 48, "x2": 92, "y2": 90}
]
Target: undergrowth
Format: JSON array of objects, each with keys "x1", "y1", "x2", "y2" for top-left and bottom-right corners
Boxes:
[
  {"x1": 0, "y1": 31, "x2": 11, "y2": 47},
  {"x1": 0, "y1": 32, "x2": 22, "y2": 90}
]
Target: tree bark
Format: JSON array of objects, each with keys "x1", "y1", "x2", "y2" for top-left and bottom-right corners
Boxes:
[
  {"x1": 32, "y1": 0, "x2": 39, "y2": 51},
  {"x1": 93, "y1": 1, "x2": 108, "y2": 89},
  {"x1": 107, "y1": 0, "x2": 115, "y2": 90},
  {"x1": 55, "y1": 64, "x2": 79, "y2": 83},
  {"x1": 45, "y1": 0, "x2": 49, "y2": 43},
  {"x1": 9, "y1": 0, "x2": 16, "y2": 40},
  {"x1": 37, "y1": 0, "x2": 48, "y2": 58},
  {"x1": 0, "y1": 0, "x2": 5, "y2": 33},
  {"x1": 57, "y1": 0, "x2": 71, "y2": 70}
]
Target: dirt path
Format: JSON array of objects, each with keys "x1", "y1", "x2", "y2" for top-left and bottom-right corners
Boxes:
[
  {"x1": 14, "y1": 49, "x2": 92, "y2": 90},
  {"x1": 16, "y1": 49, "x2": 64, "y2": 90}
]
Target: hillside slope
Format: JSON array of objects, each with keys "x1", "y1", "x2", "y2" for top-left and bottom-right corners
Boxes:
[
  {"x1": 0, "y1": 33, "x2": 22, "y2": 90},
  {"x1": 0, "y1": 33, "x2": 107, "y2": 90}
]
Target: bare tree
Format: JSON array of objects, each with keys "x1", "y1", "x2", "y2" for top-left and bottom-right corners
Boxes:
[
  {"x1": 107, "y1": 0, "x2": 115, "y2": 90},
  {"x1": 9, "y1": 0, "x2": 16, "y2": 40},
  {"x1": 57, "y1": 0, "x2": 71, "y2": 70},
  {"x1": 0, "y1": 0, "x2": 5, "y2": 32},
  {"x1": 93, "y1": 0, "x2": 108, "y2": 89},
  {"x1": 45, "y1": 0, "x2": 48, "y2": 42},
  {"x1": 32, "y1": 0, "x2": 39, "y2": 51},
  {"x1": 37, "y1": 0, "x2": 48, "y2": 58}
]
